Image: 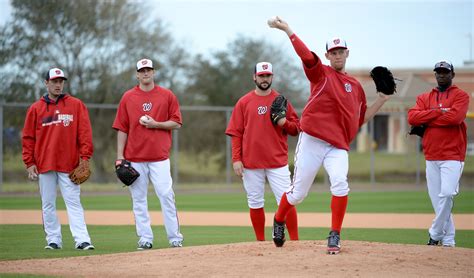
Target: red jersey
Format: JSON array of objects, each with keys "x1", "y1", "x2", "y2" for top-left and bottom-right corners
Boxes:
[
  {"x1": 225, "y1": 90, "x2": 300, "y2": 169},
  {"x1": 408, "y1": 85, "x2": 469, "y2": 161},
  {"x1": 290, "y1": 34, "x2": 367, "y2": 151},
  {"x1": 112, "y1": 85, "x2": 182, "y2": 162},
  {"x1": 22, "y1": 94, "x2": 93, "y2": 173}
]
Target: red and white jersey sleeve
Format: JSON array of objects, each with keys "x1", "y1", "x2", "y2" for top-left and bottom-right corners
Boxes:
[
  {"x1": 408, "y1": 85, "x2": 469, "y2": 161},
  {"x1": 112, "y1": 85, "x2": 182, "y2": 162},
  {"x1": 225, "y1": 90, "x2": 300, "y2": 169}
]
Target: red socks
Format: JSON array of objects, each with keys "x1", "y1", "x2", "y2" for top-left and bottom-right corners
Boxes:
[
  {"x1": 251, "y1": 194, "x2": 301, "y2": 241},
  {"x1": 249, "y1": 208, "x2": 265, "y2": 241},
  {"x1": 331, "y1": 195, "x2": 348, "y2": 233},
  {"x1": 286, "y1": 206, "x2": 299, "y2": 240},
  {"x1": 275, "y1": 193, "x2": 294, "y2": 223}
]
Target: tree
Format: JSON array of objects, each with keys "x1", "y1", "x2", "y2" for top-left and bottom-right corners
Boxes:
[{"x1": 0, "y1": 0, "x2": 189, "y2": 181}]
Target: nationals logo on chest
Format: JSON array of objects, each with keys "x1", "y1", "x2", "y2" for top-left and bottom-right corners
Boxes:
[
  {"x1": 257, "y1": 106, "x2": 268, "y2": 115},
  {"x1": 142, "y1": 102, "x2": 152, "y2": 112},
  {"x1": 344, "y1": 83, "x2": 352, "y2": 93}
]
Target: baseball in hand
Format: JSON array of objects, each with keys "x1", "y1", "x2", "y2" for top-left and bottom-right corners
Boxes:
[
  {"x1": 139, "y1": 115, "x2": 150, "y2": 124},
  {"x1": 267, "y1": 16, "x2": 279, "y2": 27}
]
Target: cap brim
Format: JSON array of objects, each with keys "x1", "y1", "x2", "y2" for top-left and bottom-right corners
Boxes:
[
  {"x1": 434, "y1": 67, "x2": 452, "y2": 72},
  {"x1": 327, "y1": 46, "x2": 347, "y2": 52},
  {"x1": 137, "y1": 67, "x2": 154, "y2": 71},
  {"x1": 256, "y1": 71, "x2": 273, "y2": 75},
  {"x1": 49, "y1": 76, "x2": 67, "y2": 80}
]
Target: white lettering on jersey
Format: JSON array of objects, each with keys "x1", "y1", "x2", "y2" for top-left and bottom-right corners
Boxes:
[
  {"x1": 257, "y1": 106, "x2": 268, "y2": 115},
  {"x1": 42, "y1": 114, "x2": 74, "y2": 127}
]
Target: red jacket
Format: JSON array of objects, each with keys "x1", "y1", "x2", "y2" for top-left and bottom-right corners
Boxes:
[
  {"x1": 22, "y1": 94, "x2": 93, "y2": 173},
  {"x1": 408, "y1": 85, "x2": 469, "y2": 161}
]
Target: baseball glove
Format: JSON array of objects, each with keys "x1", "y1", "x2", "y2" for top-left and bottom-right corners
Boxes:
[
  {"x1": 408, "y1": 125, "x2": 426, "y2": 138},
  {"x1": 115, "y1": 159, "x2": 140, "y2": 186},
  {"x1": 69, "y1": 159, "x2": 91, "y2": 185},
  {"x1": 370, "y1": 66, "x2": 397, "y2": 95},
  {"x1": 270, "y1": 95, "x2": 288, "y2": 125}
]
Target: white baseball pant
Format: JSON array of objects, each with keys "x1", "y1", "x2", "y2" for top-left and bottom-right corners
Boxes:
[
  {"x1": 287, "y1": 132, "x2": 349, "y2": 205},
  {"x1": 130, "y1": 159, "x2": 183, "y2": 245},
  {"x1": 39, "y1": 171, "x2": 92, "y2": 248},
  {"x1": 242, "y1": 165, "x2": 291, "y2": 208},
  {"x1": 426, "y1": 160, "x2": 463, "y2": 246}
]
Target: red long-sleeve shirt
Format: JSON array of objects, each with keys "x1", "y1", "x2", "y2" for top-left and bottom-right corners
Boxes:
[
  {"x1": 408, "y1": 85, "x2": 469, "y2": 161},
  {"x1": 22, "y1": 94, "x2": 93, "y2": 173}
]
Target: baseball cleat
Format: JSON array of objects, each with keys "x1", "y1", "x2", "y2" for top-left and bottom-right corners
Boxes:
[
  {"x1": 327, "y1": 230, "x2": 341, "y2": 255},
  {"x1": 427, "y1": 237, "x2": 440, "y2": 246},
  {"x1": 137, "y1": 242, "x2": 153, "y2": 250},
  {"x1": 76, "y1": 242, "x2": 95, "y2": 250},
  {"x1": 272, "y1": 218, "x2": 286, "y2": 247},
  {"x1": 170, "y1": 241, "x2": 183, "y2": 248},
  {"x1": 44, "y1": 243, "x2": 61, "y2": 250}
]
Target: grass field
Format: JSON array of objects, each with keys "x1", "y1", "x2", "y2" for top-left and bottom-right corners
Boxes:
[
  {"x1": 0, "y1": 191, "x2": 473, "y2": 262},
  {"x1": 5, "y1": 151, "x2": 474, "y2": 184},
  {"x1": 1, "y1": 191, "x2": 473, "y2": 213}
]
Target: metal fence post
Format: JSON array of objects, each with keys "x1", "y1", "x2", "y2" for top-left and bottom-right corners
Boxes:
[
  {"x1": 370, "y1": 119, "x2": 375, "y2": 184},
  {"x1": 225, "y1": 110, "x2": 232, "y2": 186},
  {"x1": 173, "y1": 129, "x2": 179, "y2": 186},
  {"x1": 416, "y1": 136, "x2": 421, "y2": 186},
  {"x1": 0, "y1": 100, "x2": 3, "y2": 189}
]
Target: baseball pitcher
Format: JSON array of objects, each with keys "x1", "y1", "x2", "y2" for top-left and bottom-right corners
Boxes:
[{"x1": 267, "y1": 17, "x2": 391, "y2": 254}]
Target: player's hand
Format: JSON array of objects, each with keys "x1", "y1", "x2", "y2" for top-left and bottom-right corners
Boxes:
[
  {"x1": 377, "y1": 92, "x2": 391, "y2": 102},
  {"x1": 232, "y1": 161, "x2": 244, "y2": 177},
  {"x1": 277, "y1": 117, "x2": 286, "y2": 127},
  {"x1": 267, "y1": 16, "x2": 293, "y2": 36},
  {"x1": 27, "y1": 165, "x2": 38, "y2": 181},
  {"x1": 139, "y1": 115, "x2": 156, "y2": 128}
]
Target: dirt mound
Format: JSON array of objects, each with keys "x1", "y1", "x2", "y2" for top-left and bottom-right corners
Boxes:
[{"x1": 1, "y1": 241, "x2": 472, "y2": 277}]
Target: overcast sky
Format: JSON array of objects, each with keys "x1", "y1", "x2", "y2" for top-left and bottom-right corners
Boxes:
[{"x1": 1, "y1": 0, "x2": 473, "y2": 70}]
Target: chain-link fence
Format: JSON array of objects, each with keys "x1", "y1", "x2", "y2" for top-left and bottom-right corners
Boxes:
[{"x1": 1, "y1": 102, "x2": 473, "y2": 191}]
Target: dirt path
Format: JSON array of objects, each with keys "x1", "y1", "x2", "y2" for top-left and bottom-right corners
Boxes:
[
  {"x1": 1, "y1": 210, "x2": 473, "y2": 229},
  {"x1": 1, "y1": 210, "x2": 473, "y2": 277},
  {"x1": 1, "y1": 241, "x2": 473, "y2": 277}
]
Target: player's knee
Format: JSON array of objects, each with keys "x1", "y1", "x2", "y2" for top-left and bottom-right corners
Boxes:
[
  {"x1": 286, "y1": 191, "x2": 306, "y2": 205},
  {"x1": 248, "y1": 199, "x2": 264, "y2": 208},
  {"x1": 329, "y1": 176, "x2": 348, "y2": 196}
]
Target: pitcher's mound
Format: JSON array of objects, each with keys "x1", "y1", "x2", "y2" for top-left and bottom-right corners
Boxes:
[{"x1": 1, "y1": 241, "x2": 472, "y2": 277}]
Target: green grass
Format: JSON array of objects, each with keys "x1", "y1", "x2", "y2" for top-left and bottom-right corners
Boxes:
[
  {"x1": 1, "y1": 224, "x2": 473, "y2": 261},
  {"x1": 0, "y1": 191, "x2": 473, "y2": 262},
  {"x1": 1, "y1": 191, "x2": 473, "y2": 213},
  {"x1": 5, "y1": 151, "x2": 474, "y2": 184}
]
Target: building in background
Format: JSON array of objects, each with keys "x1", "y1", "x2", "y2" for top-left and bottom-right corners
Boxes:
[{"x1": 351, "y1": 68, "x2": 474, "y2": 154}]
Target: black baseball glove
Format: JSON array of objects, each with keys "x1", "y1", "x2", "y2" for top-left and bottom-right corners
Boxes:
[
  {"x1": 270, "y1": 95, "x2": 288, "y2": 125},
  {"x1": 115, "y1": 159, "x2": 140, "y2": 186},
  {"x1": 370, "y1": 66, "x2": 397, "y2": 95},
  {"x1": 408, "y1": 125, "x2": 426, "y2": 138}
]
